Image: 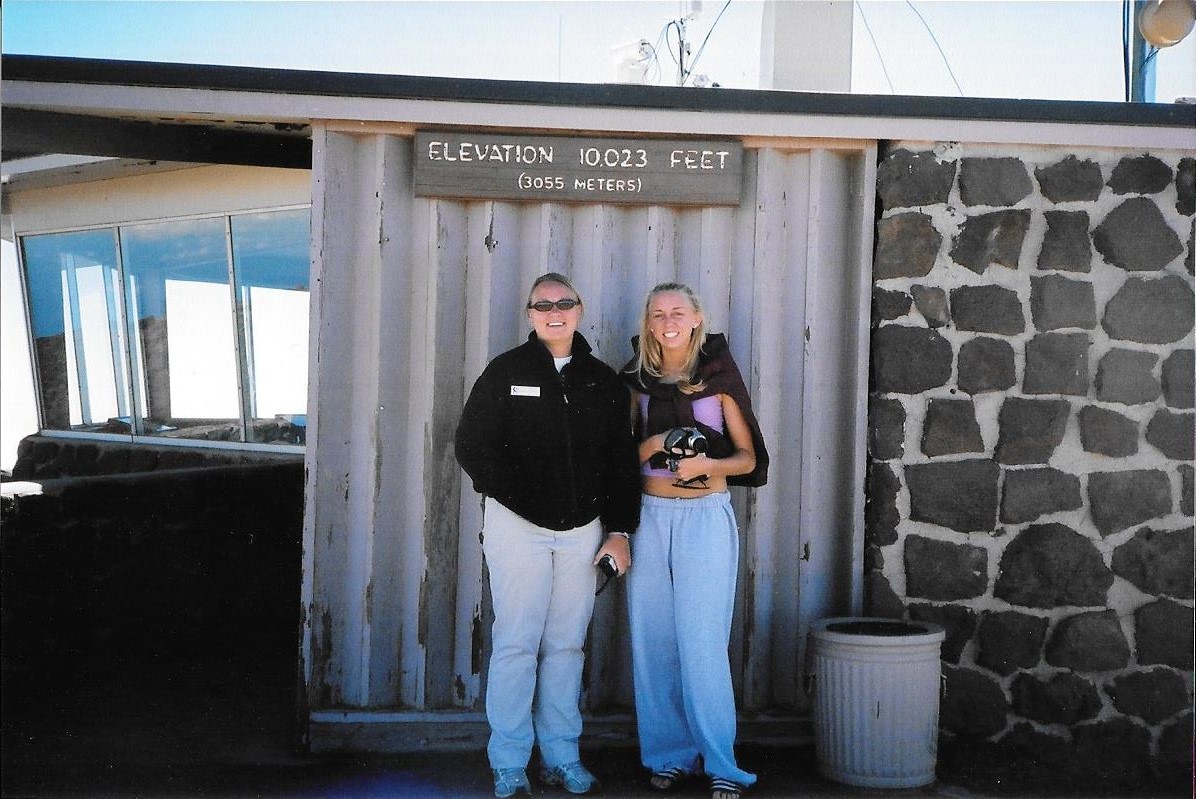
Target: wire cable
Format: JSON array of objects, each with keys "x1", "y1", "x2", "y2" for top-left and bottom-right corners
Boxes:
[
  {"x1": 643, "y1": 42, "x2": 663, "y2": 84},
  {"x1": 665, "y1": 19, "x2": 683, "y2": 72},
  {"x1": 855, "y1": 1, "x2": 896, "y2": 93},
  {"x1": 1121, "y1": 0, "x2": 1160, "y2": 101},
  {"x1": 643, "y1": 21, "x2": 672, "y2": 85},
  {"x1": 904, "y1": 0, "x2": 964, "y2": 96},
  {"x1": 1122, "y1": 0, "x2": 1132, "y2": 101}
]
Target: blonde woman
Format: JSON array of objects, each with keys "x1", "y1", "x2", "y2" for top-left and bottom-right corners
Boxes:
[{"x1": 622, "y1": 282, "x2": 768, "y2": 799}]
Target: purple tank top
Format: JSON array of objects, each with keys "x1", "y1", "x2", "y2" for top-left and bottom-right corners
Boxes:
[{"x1": 639, "y1": 394, "x2": 725, "y2": 478}]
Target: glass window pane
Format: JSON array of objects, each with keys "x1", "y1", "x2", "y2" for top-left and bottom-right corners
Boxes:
[
  {"x1": 230, "y1": 209, "x2": 310, "y2": 445},
  {"x1": 21, "y1": 229, "x2": 131, "y2": 434},
  {"x1": 121, "y1": 218, "x2": 241, "y2": 442},
  {"x1": 164, "y1": 278, "x2": 240, "y2": 418}
]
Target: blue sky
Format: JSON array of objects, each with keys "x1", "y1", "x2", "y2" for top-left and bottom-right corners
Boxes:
[{"x1": 2, "y1": 1, "x2": 1194, "y2": 101}]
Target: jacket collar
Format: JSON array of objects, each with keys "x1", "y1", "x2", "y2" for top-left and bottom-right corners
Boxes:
[{"x1": 526, "y1": 330, "x2": 592, "y2": 362}]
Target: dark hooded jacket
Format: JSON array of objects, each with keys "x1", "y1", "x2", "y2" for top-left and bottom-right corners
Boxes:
[
  {"x1": 622, "y1": 333, "x2": 769, "y2": 488},
  {"x1": 455, "y1": 331, "x2": 641, "y2": 533}
]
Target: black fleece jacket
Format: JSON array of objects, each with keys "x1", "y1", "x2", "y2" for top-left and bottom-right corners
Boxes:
[{"x1": 455, "y1": 331, "x2": 641, "y2": 533}]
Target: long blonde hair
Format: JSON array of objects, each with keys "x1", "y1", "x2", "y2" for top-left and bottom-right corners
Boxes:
[{"x1": 632, "y1": 282, "x2": 707, "y2": 394}]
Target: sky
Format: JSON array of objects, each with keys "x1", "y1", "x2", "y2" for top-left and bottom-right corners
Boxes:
[
  {"x1": 2, "y1": 1, "x2": 1195, "y2": 470},
  {"x1": 2, "y1": 1, "x2": 1195, "y2": 101}
]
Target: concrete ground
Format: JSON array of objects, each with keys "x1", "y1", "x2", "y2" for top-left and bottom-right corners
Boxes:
[
  {"x1": 2, "y1": 652, "x2": 1183, "y2": 799},
  {"x1": 0, "y1": 653, "x2": 990, "y2": 799},
  {"x1": 0, "y1": 631, "x2": 1181, "y2": 794}
]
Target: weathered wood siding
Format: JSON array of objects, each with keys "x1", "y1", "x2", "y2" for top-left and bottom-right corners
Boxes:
[{"x1": 302, "y1": 126, "x2": 874, "y2": 742}]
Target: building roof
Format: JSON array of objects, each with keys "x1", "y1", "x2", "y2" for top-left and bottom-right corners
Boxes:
[{"x1": 3, "y1": 53, "x2": 1194, "y2": 171}]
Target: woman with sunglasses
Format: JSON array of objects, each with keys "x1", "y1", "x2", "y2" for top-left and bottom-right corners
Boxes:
[
  {"x1": 455, "y1": 273, "x2": 640, "y2": 799},
  {"x1": 622, "y1": 282, "x2": 769, "y2": 799}
]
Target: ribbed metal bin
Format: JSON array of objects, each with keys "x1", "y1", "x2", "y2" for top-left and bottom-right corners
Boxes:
[{"x1": 808, "y1": 617, "x2": 946, "y2": 788}]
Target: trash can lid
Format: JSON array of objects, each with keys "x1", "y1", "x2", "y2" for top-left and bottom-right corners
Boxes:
[
  {"x1": 809, "y1": 616, "x2": 946, "y2": 645},
  {"x1": 826, "y1": 620, "x2": 928, "y2": 636}
]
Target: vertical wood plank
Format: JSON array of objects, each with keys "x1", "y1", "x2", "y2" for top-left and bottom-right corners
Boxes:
[{"x1": 375, "y1": 134, "x2": 422, "y2": 708}]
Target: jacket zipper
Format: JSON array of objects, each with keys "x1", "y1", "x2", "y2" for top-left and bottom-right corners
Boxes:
[{"x1": 559, "y1": 369, "x2": 579, "y2": 518}]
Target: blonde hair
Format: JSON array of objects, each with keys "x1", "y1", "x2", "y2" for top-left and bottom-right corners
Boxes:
[{"x1": 632, "y1": 282, "x2": 707, "y2": 394}]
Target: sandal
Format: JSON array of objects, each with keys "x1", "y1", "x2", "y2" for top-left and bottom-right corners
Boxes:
[
  {"x1": 710, "y1": 777, "x2": 746, "y2": 799},
  {"x1": 649, "y1": 767, "x2": 690, "y2": 792}
]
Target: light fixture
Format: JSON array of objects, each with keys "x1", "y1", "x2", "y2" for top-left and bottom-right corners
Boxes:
[{"x1": 1138, "y1": 0, "x2": 1196, "y2": 47}]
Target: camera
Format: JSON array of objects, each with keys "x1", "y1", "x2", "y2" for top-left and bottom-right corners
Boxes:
[
  {"x1": 662, "y1": 426, "x2": 708, "y2": 472},
  {"x1": 595, "y1": 553, "x2": 620, "y2": 596},
  {"x1": 597, "y1": 553, "x2": 618, "y2": 578}
]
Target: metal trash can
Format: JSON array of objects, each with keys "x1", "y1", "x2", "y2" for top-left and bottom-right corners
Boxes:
[{"x1": 807, "y1": 617, "x2": 946, "y2": 788}]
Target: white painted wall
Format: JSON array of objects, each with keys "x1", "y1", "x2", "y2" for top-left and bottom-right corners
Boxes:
[{"x1": 6, "y1": 164, "x2": 311, "y2": 234}]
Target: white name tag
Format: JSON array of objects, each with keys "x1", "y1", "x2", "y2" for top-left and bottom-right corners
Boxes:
[{"x1": 510, "y1": 385, "x2": 541, "y2": 397}]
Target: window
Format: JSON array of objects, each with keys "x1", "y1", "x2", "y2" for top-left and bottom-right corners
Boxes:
[
  {"x1": 230, "y1": 210, "x2": 310, "y2": 444},
  {"x1": 22, "y1": 229, "x2": 131, "y2": 433},
  {"x1": 20, "y1": 207, "x2": 310, "y2": 448}
]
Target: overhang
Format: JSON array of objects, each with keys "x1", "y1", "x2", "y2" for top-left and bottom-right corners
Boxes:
[{"x1": 3, "y1": 54, "x2": 1194, "y2": 169}]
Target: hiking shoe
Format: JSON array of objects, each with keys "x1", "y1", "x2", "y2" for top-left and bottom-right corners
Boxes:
[
  {"x1": 540, "y1": 761, "x2": 600, "y2": 794},
  {"x1": 492, "y1": 767, "x2": 531, "y2": 798}
]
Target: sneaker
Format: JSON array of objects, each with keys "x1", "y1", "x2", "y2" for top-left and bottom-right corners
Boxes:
[
  {"x1": 492, "y1": 767, "x2": 531, "y2": 798},
  {"x1": 540, "y1": 761, "x2": 600, "y2": 795}
]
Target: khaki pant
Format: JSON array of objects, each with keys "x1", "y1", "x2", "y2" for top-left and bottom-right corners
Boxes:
[{"x1": 481, "y1": 497, "x2": 601, "y2": 771}]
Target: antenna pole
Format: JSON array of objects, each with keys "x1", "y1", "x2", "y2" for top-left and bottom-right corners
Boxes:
[{"x1": 677, "y1": 16, "x2": 689, "y2": 85}]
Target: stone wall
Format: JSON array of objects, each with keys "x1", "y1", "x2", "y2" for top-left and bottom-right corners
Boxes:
[
  {"x1": 8, "y1": 434, "x2": 302, "y2": 481},
  {"x1": 866, "y1": 143, "x2": 1193, "y2": 790}
]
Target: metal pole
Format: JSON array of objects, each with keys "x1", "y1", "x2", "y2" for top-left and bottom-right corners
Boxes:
[
  {"x1": 677, "y1": 16, "x2": 688, "y2": 85},
  {"x1": 1130, "y1": 0, "x2": 1159, "y2": 102}
]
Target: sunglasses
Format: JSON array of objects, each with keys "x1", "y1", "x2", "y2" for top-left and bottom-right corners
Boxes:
[{"x1": 527, "y1": 298, "x2": 580, "y2": 312}]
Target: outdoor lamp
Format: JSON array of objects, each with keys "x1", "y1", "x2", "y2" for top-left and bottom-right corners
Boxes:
[{"x1": 1138, "y1": 0, "x2": 1196, "y2": 47}]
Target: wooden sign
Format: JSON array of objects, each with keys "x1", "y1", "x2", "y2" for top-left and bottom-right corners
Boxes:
[{"x1": 414, "y1": 132, "x2": 743, "y2": 206}]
